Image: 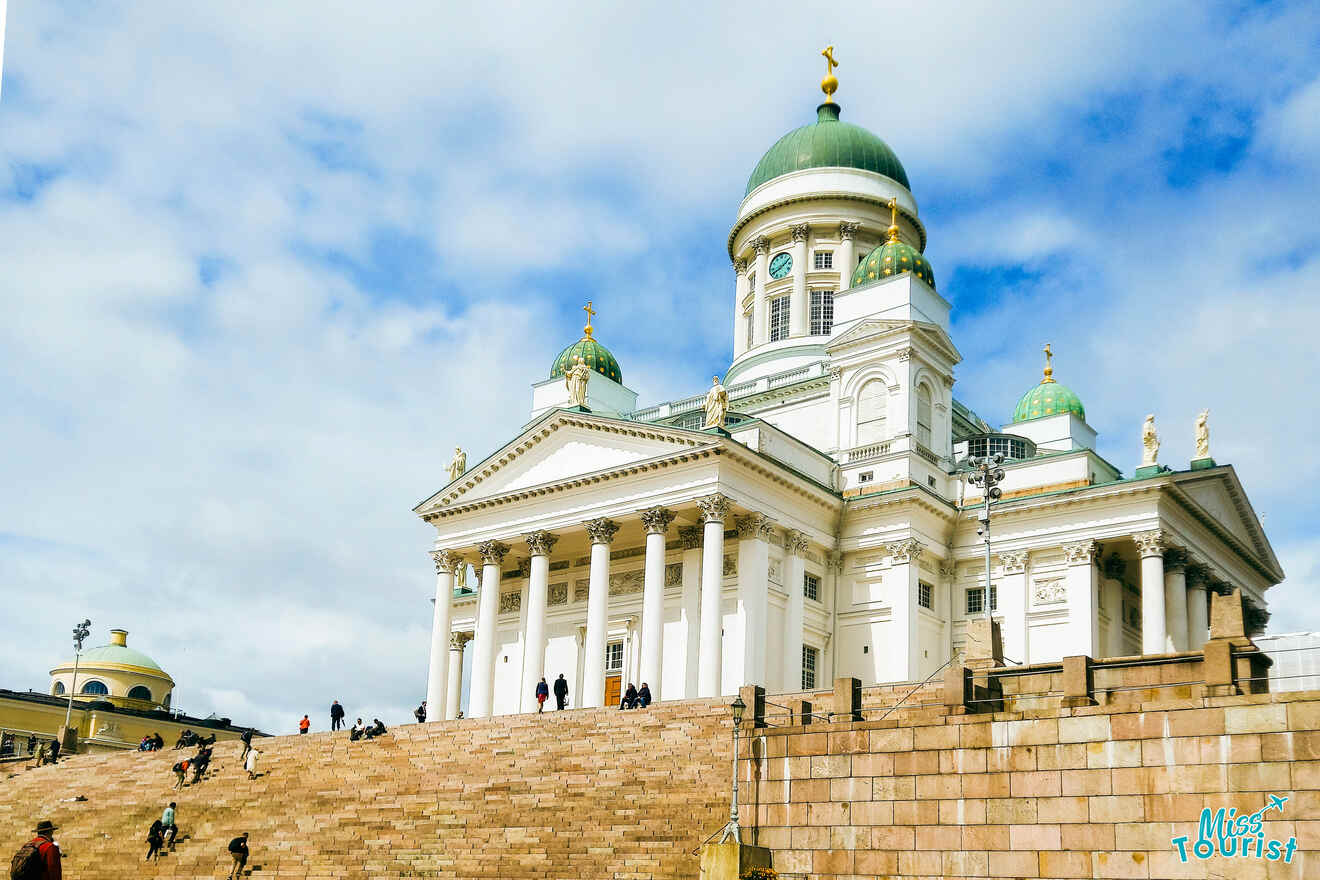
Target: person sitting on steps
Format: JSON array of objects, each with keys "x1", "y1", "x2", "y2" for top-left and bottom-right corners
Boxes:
[
  {"x1": 637, "y1": 683, "x2": 652, "y2": 708},
  {"x1": 619, "y1": 683, "x2": 638, "y2": 710},
  {"x1": 349, "y1": 718, "x2": 365, "y2": 741},
  {"x1": 363, "y1": 718, "x2": 387, "y2": 739}
]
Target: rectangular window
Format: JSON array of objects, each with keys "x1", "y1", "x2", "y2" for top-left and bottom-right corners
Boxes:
[
  {"x1": 802, "y1": 645, "x2": 818, "y2": 690},
  {"x1": 813, "y1": 251, "x2": 833, "y2": 270},
  {"x1": 769, "y1": 295, "x2": 790, "y2": 342},
  {"x1": 859, "y1": 471, "x2": 874, "y2": 483},
  {"x1": 803, "y1": 572, "x2": 820, "y2": 602},
  {"x1": 809, "y1": 290, "x2": 834, "y2": 336},
  {"x1": 744, "y1": 308, "x2": 754, "y2": 350},
  {"x1": 918, "y1": 581, "x2": 933, "y2": 610},
  {"x1": 966, "y1": 586, "x2": 998, "y2": 615},
  {"x1": 605, "y1": 641, "x2": 624, "y2": 672}
]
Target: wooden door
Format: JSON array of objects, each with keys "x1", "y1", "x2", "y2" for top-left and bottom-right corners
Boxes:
[{"x1": 604, "y1": 675, "x2": 622, "y2": 708}]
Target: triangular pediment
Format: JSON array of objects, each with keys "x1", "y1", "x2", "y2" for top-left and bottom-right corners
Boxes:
[
  {"x1": 414, "y1": 411, "x2": 715, "y2": 513},
  {"x1": 1172, "y1": 469, "x2": 1281, "y2": 577},
  {"x1": 827, "y1": 318, "x2": 961, "y2": 363}
]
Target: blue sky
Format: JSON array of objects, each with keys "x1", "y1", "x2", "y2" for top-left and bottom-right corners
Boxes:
[{"x1": 1, "y1": 1, "x2": 1318, "y2": 734}]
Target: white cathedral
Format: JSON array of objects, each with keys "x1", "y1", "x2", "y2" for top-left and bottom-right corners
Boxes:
[{"x1": 414, "y1": 63, "x2": 1282, "y2": 720}]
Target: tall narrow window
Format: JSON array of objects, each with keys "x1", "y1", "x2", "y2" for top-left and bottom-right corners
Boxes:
[
  {"x1": 744, "y1": 307, "x2": 754, "y2": 350},
  {"x1": 605, "y1": 641, "x2": 624, "y2": 673},
  {"x1": 769, "y1": 295, "x2": 790, "y2": 341},
  {"x1": 802, "y1": 645, "x2": 818, "y2": 690},
  {"x1": 856, "y1": 379, "x2": 888, "y2": 444},
  {"x1": 803, "y1": 572, "x2": 820, "y2": 602},
  {"x1": 916, "y1": 384, "x2": 933, "y2": 448},
  {"x1": 810, "y1": 290, "x2": 834, "y2": 335},
  {"x1": 813, "y1": 251, "x2": 833, "y2": 270},
  {"x1": 918, "y1": 581, "x2": 933, "y2": 610}
]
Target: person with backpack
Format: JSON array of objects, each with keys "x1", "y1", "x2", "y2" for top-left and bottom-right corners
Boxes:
[
  {"x1": 226, "y1": 832, "x2": 249, "y2": 879},
  {"x1": 145, "y1": 820, "x2": 164, "y2": 862},
  {"x1": 172, "y1": 758, "x2": 189, "y2": 789},
  {"x1": 11, "y1": 819, "x2": 61, "y2": 880},
  {"x1": 413, "y1": 701, "x2": 426, "y2": 724},
  {"x1": 329, "y1": 700, "x2": 345, "y2": 731}
]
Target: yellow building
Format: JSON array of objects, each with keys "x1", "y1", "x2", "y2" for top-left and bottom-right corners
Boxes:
[{"x1": 0, "y1": 628, "x2": 260, "y2": 757}]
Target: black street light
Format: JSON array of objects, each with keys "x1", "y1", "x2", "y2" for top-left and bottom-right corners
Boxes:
[{"x1": 62, "y1": 619, "x2": 92, "y2": 732}]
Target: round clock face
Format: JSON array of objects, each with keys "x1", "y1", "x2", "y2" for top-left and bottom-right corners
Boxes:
[{"x1": 768, "y1": 252, "x2": 792, "y2": 279}]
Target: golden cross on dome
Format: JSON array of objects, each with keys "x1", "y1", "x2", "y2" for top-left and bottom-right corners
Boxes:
[
  {"x1": 583, "y1": 300, "x2": 596, "y2": 338},
  {"x1": 886, "y1": 197, "x2": 900, "y2": 242},
  {"x1": 1042, "y1": 343, "x2": 1056, "y2": 383},
  {"x1": 820, "y1": 46, "x2": 839, "y2": 103}
]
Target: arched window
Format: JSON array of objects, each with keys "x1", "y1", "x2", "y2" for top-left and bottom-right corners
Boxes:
[
  {"x1": 916, "y1": 384, "x2": 933, "y2": 448},
  {"x1": 52, "y1": 681, "x2": 65, "y2": 696},
  {"x1": 127, "y1": 685, "x2": 153, "y2": 702},
  {"x1": 80, "y1": 680, "x2": 109, "y2": 696},
  {"x1": 856, "y1": 380, "x2": 888, "y2": 444}
]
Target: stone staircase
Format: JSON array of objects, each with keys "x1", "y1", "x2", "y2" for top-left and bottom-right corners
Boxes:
[{"x1": 0, "y1": 699, "x2": 735, "y2": 879}]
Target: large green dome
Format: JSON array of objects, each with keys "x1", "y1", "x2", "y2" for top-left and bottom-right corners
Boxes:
[
  {"x1": 851, "y1": 238, "x2": 935, "y2": 289},
  {"x1": 1012, "y1": 380, "x2": 1085, "y2": 423},
  {"x1": 550, "y1": 336, "x2": 622, "y2": 385},
  {"x1": 745, "y1": 103, "x2": 910, "y2": 196}
]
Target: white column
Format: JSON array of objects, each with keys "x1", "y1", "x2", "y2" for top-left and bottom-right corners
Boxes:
[
  {"x1": 838, "y1": 222, "x2": 859, "y2": 290},
  {"x1": 469, "y1": 540, "x2": 510, "y2": 718},
  {"x1": 520, "y1": 531, "x2": 558, "y2": 712},
  {"x1": 639, "y1": 506, "x2": 675, "y2": 699},
  {"x1": 1186, "y1": 566, "x2": 1210, "y2": 650},
  {"x1": 1063, "y1": 540, "x2": 1099, "y2": 657},
  {"x1": 1100, "y1": 553, "x2": 1127, "y2": 659},
  {"x1": 425, "y1": 550, "x2": 460, "y2": 719},
  {"x1": 783, "y1": 531, "x2": 807, "y2": 692},
  {"x1": 885, "y1": 539, "x2": 924, "y2": 681},
  {"x1": 997, "y1": 551, "x2": 1028, "y2": 664},
  {"x1": 679, "y1": 526, "x2": 703, "y2": 700},
  {"x1": 736, "y1": 513, "x2": 773, "y2": 688},
  {"x1": 581, "y1": 518, "x2": 618, "y2": 709},
  {"x1": 697, "y1": 493, "x2": 731, "y2": 697},
  {"x1": 445, "y1": 633, "x2": 469, "y2": 720},
  {"x1": 1163, "y1": 549, "x2": 1189, "y2": 652},
  {"x1": 751, "y1": 237, "x2": 770, "y2": 346},
  {"x1": 789, "y1": 224, "x2": 809, "y2": 337},
  {"x1": 1134, "y1": 531, "x2": 1167, "y2": 655},
  {"x1": 732, "y1": 260, "x2": 749, "y2": 358}
]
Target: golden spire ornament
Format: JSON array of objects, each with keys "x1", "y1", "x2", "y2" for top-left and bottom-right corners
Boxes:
[
  {"x1": 821, "y1": 46, "x2": 839, "y2": 103},
  {"x1": 1042, "y1": 343, "x2": 1056, "y2": 383},
  {"x1": 582, "y1": 300, "x2": 596, "y2": 338},
  {"x1": 886, "y1": 197, "x2": 900, "y2": 243}
]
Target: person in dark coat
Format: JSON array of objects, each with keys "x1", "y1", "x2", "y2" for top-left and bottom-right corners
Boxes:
[
  {"x1": 637, "y1": 683, "x2": 652, "y2": 708},
  {"x1": 534, "y1": 678, "x2": 549, "y2": 713},
  {"x1": 620, "y1": 683, "x2": 638, "y2": 710},
  {"x1": 413, "y1": 701, "x2": 426, "y2": 723},
  {"x1": 553, "y1": 674, "x2": 569, "y2": 710},
  {"x1": 239, "y1": 728, "x2": 253, "y2": 761},
  {"x1": 227, "y1": 832, "x2": 249, "y2": 879},
  {"x1": 330, "y1": 700, "x2": 345, "y2": 731},
  {"x1": 48, "y1": 737, "x2": 60, "y2": 763},
  {"x1": 146, "y1": 819, "x2": 165, "y2": 861}
]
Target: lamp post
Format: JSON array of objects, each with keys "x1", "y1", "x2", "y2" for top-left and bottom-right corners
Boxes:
[
  {"x1": 966, "y1": 455, "x2": 1005, "y2": 619},
  {"x1": 718, "y1": 695, "x2": 747, "y2": 845},
  {"x1": 63, "y1": 619, "x2": 92, "y2": 732}
]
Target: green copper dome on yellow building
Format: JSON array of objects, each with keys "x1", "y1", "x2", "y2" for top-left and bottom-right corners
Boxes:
[
  {"x1": 550, "y1": 302, "x2": 622, "y2": 384},
  {"x1": 851, "y1": 238, "x2": 935, "y2": 289},
  {"x1": 746, "y1": 102, "x2": 910, "y2": 196},
  {"x1": 1012, "y1": 345, "x2": 1085, "y2": 422}
]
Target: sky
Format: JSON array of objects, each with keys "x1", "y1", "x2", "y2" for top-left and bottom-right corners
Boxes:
[{"x1": 1, "y1": 1, "x2": 1317, "y2": 736}]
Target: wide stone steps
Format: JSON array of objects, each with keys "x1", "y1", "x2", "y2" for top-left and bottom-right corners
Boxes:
[{"x1": 0, "y1": 699, "x2": 734, "y2": 879}]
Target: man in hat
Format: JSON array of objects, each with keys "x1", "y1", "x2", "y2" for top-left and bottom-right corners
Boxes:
[{"x1": 14, "y1": 819, "x2": 62, "y2": 879}]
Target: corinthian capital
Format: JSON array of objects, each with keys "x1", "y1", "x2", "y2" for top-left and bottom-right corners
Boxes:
[
  {"x1": 584, "y1": 517, "x2": 619, "y2": 546},
  {"x1": 524, "y1": 530, "x2": 560, "y2": 557},
  {"x1": 885, "y1": 538, "x2": 925, "y2": 564},
  {"x1": 999, "y1": 550, "x2": 1028, "y2": 574},
  {"x1": 1063, "y1": 540, "x2": 1098, "y2": 565},
  {"x1": 735, "y1": 512, "x2": 775, "y2": 541},
  {"x1": 696, "y1": 493, "x2": 732, "y2": 524},
  {"x1": 639, "y1": 506, "x2": 676, "y2": 535},
  {"x1": 1132, "y1": 530, "x2": 1165, "y2": 558},
  {"x1": 477, "y1": 540, "x2": 511, "y2": 566},
  {"x1": 838, "y1": 221, "x2": 860, "y2": 241},
  {"x1": 430, "y1": 550, "x2": 463, "y2": 575},
  {"x1": 791, "y1": 223, "x2": 810, "y2": 243},
  {"x1": 1162, "y1": 547, "x2": 1189, "y2": 572},
  {"x1": 784, "y1": 529, "x2": 809, "y2": 557},
  {"x1": 733, "y1": 259, "x2": 747, "y2": 276},
  {"x1": 449, "y1": 632, "x2": 472, "y2": 651},
  {"x1": 750, "y1": 236, "x2": 770, "y2": 255}
]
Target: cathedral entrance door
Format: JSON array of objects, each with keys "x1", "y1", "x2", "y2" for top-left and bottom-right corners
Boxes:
[{"x1": 604, "y1": 675, "x2": 621, "y2": 707}]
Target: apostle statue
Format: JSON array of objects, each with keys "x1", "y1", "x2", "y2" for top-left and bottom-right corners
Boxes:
[
  {"x1": 1194, "y1": 409, "x2": 1211, "y2": 460},
  {"x1": 446, "y1": 446, "x2": 467, "y2": 482},
  {"x1": 565, "y1": 356, "x2": 591, "y2": 408},
  {"x1": 1140, "y1": 414, "x2": 1160, "y2": 467},
  {"x1": 702, "y1": 375, "x2": 729, "y2": 430}
]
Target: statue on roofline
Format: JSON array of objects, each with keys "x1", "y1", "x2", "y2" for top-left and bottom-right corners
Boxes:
[
  {"x1": 1141, "y1": 414, "x2": 1160, "y2": 467},
  {"x1": 1195, "y1": 409, "x2": 1211, "y2": 460},
  {"x1": 702, "y1": 376, "x2": 729, "y2": 430},
  {"x1": 446, "y1": 446, "x2": 467, "y2": 482},
  {"x1": 565, "y1": 356, "x2": 591, "y2": 408}
]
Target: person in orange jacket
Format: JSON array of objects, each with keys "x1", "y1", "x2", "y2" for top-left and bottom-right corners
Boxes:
[{"x1": 298, "y1": 715, "x2": 310, "y2": 735}]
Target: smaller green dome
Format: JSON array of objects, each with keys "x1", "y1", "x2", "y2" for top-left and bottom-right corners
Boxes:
[
  {"x1": 851, "y1": 238, "x2": 935, "y2": 289},
  {"x1": 551, "y1": 336, "x2": 623, "y2": 385},
  {"x1": 79, "y1": 644, "x2": 164, "y2": 672},
  {"x1": 1012, "y1": 380, "x2": 1085, "y2": 423}
]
